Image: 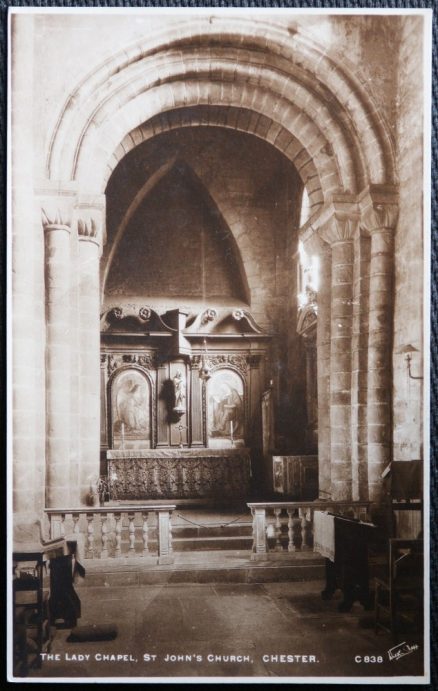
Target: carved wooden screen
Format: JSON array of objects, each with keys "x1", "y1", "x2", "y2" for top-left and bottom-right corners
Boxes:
[
  {"x1": 207, "y1": 368, "x2": 245, "y2": 448},
  {"x1": 110, "y1": 368, "x2": 151, "y2": 449}
]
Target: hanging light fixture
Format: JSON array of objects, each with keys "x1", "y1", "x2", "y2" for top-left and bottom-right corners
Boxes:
[{"x1": 199, "y1": 338, "x2": 211, "y2": 381}]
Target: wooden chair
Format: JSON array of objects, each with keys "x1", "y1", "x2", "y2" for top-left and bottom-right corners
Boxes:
[{"x1": 374, "y1": 538, "x2": 423, "y2": 639}]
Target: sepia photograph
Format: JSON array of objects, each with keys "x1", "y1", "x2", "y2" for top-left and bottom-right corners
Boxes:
[{"x1": 7, "y1": 6, "x2": 431, "y2": 684}]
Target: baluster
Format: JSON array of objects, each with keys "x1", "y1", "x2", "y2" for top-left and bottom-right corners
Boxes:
[
  {"x1": 142, "y1": 512, "x2": 149, "y2": 556},
  {"x1": 252, "y1": 508, "x2": 267, "y2": 556},
  {"x1": 309, "y1": 509, "x2": 314, "y2": 549},
  {"x1": 287, "y1": 509, "x2": 295, "y2": 552},
  {"x1": 169, "y1": 512, "x2": 173, "y2": 554},
  {"x1": 72, "y1": 513, "x2": 80, "y2": 535},
  {"x1": 128, "y1": 513, "x2": 136, "y2": 556},
  {"x1": 101, "y1": 512, "x2": 108, "y2": 558},
  {"x1": 86, "y1": 513, "x2": 94, "y2": 558},
  {"x1": 300, "y1": 507, "x2": 311, "y2": 549},
  {"x1": 50, "y1": 513, "x2": 62, "y2": 539},
  {"x1": 274, "y1": 508, "x2": 283, "y2": 551},
  {"x1": 60, "y1": 513, "x2": 66, "y2": 539},
  {"x1": 114, "y1": 512, "x2": 122, "y2": 558},
  {"x1": 157, "y1": 510, "x2": 173, "y2": 564}
]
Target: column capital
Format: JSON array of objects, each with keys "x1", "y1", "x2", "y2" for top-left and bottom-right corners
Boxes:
[
  {"x1": 75, "y1": 200, "x2": 105, "y2": 248},
  {"x1": 41, "y1": 208, "x2": 71, "y2": 233},
  {"x1": 359, "y1": 184, "x2": 399, "y2": 234},
  {"x1": 308, "y1": 195, "x2": 360, "y2": 246},
  {"x1": 77, "y1": 218, "x2": 99, "y2": 244},
  {"x1": 36, "y1": 184, "x2": 77, "y2": 229}
]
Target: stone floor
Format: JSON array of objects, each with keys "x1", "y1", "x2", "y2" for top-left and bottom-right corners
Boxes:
[{"x1": 28, "y1": 578, "x2": 425, "y2": 682}]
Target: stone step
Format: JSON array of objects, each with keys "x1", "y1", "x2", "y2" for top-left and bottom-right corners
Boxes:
[
  {"x1": 171, "y1": 535, "x2": 254, "y2": 551},
  {"x1": 170, "y1": 523, "x2": 253, "y2": 539},
  {"x1": 77, "y1": 550, "x2": 325, "y2": 586},
  {"x1": 102, "y1": 534, "x2": 254, "y2": 552}
]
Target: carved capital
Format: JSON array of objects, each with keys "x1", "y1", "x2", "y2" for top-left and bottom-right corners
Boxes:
[
  {"x1": 310, "y1": 196, "x2": 360, "y2": 246},
  {"x1": 319, "y1": 210, "x2": 360, "y2": 245},
  {"x1": 77, "y1": 217, "x2": 99, "y2": 241},
  {"x1": 41, "y1": 207, "x2": 71, "y2": 231},
  {"x1": 37, "y1": 186, "x2": 75, "y2": 230},
  {"x1": 74, "y1": 198, "x2": 105, "y2": 246},
  {"x1": 359, "y1": 186, "x2": 399, "y2": 234}
]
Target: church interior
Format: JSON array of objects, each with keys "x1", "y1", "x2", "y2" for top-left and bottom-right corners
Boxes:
[{"x1": 9, "y1": 10, "x2": 428, "y2": 681}]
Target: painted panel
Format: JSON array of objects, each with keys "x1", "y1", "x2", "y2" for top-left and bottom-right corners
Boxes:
[
  {"x1": 111, "y1": 369, "x2": 151, "y2": 449},
  {"x1": 207, "y1": 369, "x2": 244, "y2": 448}
]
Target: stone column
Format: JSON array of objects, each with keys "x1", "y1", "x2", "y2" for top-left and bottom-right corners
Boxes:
[
  {"x1": 316, "y1": 246, "x2": 332, "y2": 498},
  {"x1": 351, "y1": 231, "x2": 371, "y2": 500},
  {"x1": 76, "y1": 205, "x2": 104, "y2": 505},
  {"x1": 320, "y1": 202, "x2": 359, "y2": 501},
  {"x1": 303, "y1": 335, "x2": 318, "y2": 453},
  {"x1": 42, "y1": 211, "x2": 72, "y2": 508},
  {"x1": 361, "y1": 189, "x2": 398, "y2": 502},
  {"x1": 300, "y1": 229, "x2": 332, "y2": 498}
]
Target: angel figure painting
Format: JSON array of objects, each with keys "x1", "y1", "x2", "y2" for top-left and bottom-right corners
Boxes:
[
  {"x1": 111, "y1": 370, "x2": 151, "y2": 448},
  {"x1": 208, "y1": 369, "x2": 244, "y2": 447}
]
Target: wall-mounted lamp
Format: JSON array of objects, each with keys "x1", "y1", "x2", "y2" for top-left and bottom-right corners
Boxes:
[
  {"x1": 199, "y1": 338, "x2": 211, "y2": 381},
  {"x1": 398, "y1": 344, "x2": 423, "y2": 380}
]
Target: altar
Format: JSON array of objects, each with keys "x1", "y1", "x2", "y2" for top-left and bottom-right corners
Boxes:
[{"x1": 107, "y1": 448, "x2": 251, "y2": 501}]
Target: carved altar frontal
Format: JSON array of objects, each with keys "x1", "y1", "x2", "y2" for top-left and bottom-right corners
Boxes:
[{"x1": 107, "y1": 448, "x2": 251, "y2": 500}]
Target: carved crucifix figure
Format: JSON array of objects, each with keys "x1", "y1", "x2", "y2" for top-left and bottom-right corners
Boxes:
[{"x1": 173, "y1": 370, "x2": 186, "y2": 411}]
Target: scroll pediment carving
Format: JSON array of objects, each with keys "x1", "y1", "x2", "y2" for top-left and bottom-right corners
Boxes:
[
  {"x1": 100, "y1": 304, "x2": 164, "y2": 332},
  {"x1": 184, "y1": 308, "x2": 265, "y2": 336}
]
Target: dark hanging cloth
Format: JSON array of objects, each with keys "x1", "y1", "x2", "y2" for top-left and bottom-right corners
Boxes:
[
  {"x1": 391, "y1": 460, "x2": 422, "y2": 500},
  {"x1": 49, "y1": 555, "x2": 81, "y2": 627},
  {"x1": 322, "y1": 516, "x2": 375, "y2": 612}
]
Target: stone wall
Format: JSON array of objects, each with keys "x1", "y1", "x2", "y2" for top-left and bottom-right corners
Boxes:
[{"x1": 392, "y1": 17, "x2": 424, "y2": 463}]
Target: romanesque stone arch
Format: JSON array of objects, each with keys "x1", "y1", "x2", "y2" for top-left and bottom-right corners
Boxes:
[
  {"x1": 39, "y1": 17, "x2": 398, "y2": 506},
  {"x1": 46, "y1": 18, "x2": 395, "y2": 198}
]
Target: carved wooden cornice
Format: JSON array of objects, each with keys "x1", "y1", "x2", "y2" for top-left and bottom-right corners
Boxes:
[
  {"x1": 102, "y1": 352, "x2": 156, "y2": 376},
  {"x1": 190, "y1": 353, "x2": 252, "y2": 375}
]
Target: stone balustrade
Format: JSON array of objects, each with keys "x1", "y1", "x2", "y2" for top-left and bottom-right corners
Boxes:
[
  {"x1": 44, "y1": 505, "x2": 175, "y2": 564},
  {"x1": 247, "y1": 501, "x2": 370, "y2": 560}
]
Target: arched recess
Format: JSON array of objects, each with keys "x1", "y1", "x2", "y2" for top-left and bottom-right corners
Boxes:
[
  {"x1": 46, "y1": 18, "x2": 396, "y2": 201},
  {"x1": 103, "y1": 155, "x2": 251, "y2": 306}
]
